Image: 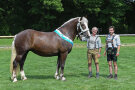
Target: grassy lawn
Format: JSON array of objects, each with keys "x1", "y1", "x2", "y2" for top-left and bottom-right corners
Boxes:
[
  {"x1": 0, "y1": 36, "x2": 135, "y2": 47},
  {"x1": 0, "y1": 38, "x2": 13, "y2": 47},
  {"x1": 74, "y1": 36, "x2": 135, "y2": 44},
  {"x1": 0, "y1": 45, "x2": 135, "y2": 89}
]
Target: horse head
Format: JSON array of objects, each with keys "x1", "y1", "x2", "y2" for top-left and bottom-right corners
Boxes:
[{"x1": 77, "y1": 17, "x2": 91, "y2": 40}]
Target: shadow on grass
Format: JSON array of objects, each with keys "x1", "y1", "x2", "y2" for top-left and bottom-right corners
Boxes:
[
  {"x1": 99, "y1": 74, "x2": 108, "y2": 78},
  {"x1": 27, "y1": 75, "x2": 53, "y2": 79},
  {"x1": 26, "y1": 73, "x2": 82, "y2": 80},
  {"x1": 9, "y1": 73, "x2": 108, "y2": 81},
  {"x1": 80, "y1": 73, "x2": 107, "y2": 78},
  {"x1": 9, "y1": 76, "x2": 22, "y2": 82},
  {"x1": 65, "y1": 74, "x2": 81, "y2": 77},
  {"x1": 8, "y1": 75, "x2": 53, "y2": 82}
]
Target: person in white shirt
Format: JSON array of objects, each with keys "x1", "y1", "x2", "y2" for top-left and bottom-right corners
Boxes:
[
  {"x1": 104, "y1": 26, "x2": 121, "y2": 80},
  {"x1": 82, "y1": 27, "x2": 102, "y2": 78}
]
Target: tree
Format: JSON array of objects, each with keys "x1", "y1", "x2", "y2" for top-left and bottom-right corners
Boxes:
[
  {"x1": 0, "y1": 0, "x2": 134, "y2": 35},
  {"x1": 0, "y1": 0, "x2": 63, "y2": 35}
]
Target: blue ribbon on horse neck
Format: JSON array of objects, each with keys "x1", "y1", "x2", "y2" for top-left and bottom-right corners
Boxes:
[{"x1": 54, "y1": 29, "x2": 73, "y2": 46}]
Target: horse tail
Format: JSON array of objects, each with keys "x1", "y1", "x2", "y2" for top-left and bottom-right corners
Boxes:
[{"x1": 10, "y1": 35, "x2": 20, "y2": 75}]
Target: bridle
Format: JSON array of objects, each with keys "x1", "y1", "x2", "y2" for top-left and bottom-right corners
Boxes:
[{"x1": 77, "y1": 17, "x2": 90, "y2": 37}]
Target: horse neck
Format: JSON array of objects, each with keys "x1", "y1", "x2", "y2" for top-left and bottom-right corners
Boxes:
[{"x1": 58, "y1": 18, "x2": 79, "y2": 41}]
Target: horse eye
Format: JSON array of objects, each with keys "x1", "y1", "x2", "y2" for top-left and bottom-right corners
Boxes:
[
  {"x1": 82, "y1": 24, "x2": 86, "y2": 28},
  {"x1": 81, "y1": 24, "x2": 85, "y2": 26}
]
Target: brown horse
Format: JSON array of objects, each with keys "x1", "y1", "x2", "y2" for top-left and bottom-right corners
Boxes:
[{"x1": 10, "y1": 17, "x2": 90, "y2": 82}]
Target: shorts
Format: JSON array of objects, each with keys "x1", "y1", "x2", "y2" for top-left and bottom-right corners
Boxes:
[
  {"x1": 107, "y1": 48, "x2": 117, "y2": 61},
  {"x1": 87, "y1": 49, "x2": 99, "y2": 64}
]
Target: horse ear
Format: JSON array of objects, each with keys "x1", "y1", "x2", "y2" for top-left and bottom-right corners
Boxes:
[
  {"x1": 84, "y1": 15, "x2": 88, "y2": 18},
  {"x1": 80, "y1": 17, "x2": 83, "y2": 21}
]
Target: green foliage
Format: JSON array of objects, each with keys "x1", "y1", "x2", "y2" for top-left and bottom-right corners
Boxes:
[
  {"x1": 0, "y1": 0, "x2": 135, "y2": 35},
  {"x1": 0, "y1": 0, "x2": 63, "y2": 35},
  {"x1": 43, "y1": 0, "x2": 64, "y2": 12}
]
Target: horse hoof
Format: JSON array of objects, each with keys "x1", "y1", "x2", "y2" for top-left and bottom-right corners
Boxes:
[
  {"x1": 55, "y1": 75, "x2": 60, "y2": 80},
  {"x1": 61, "y1": 77, "x2": 66, "y2": 81},
  {"x1": 13, "y1": 78, "x2": 17, "y2": 82},
  {"x1": 21, "y1": 76, "x2": 27, "y2": 81},
  {"x1": 56, "y1": 76, "x2": 60, "y2": 80},
  {"x1": 23, "y1": 77, "x2": 27, "y2": 81}
]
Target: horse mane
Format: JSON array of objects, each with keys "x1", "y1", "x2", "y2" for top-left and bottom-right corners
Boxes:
[{"x1": 57, "y1": 17, "x2": 80, "y2": 29}]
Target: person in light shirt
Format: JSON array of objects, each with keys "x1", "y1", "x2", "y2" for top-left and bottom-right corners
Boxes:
[
  {"x1": 82, "y1": 27, "x2": 102, "y2": 78},
  {"x1": 104, "y1": 26, "x2": 121, "y2": 80}
]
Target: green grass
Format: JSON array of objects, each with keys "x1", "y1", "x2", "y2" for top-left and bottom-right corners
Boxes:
[
  {"x1": 0, "y1": 46, "x2": 135, "y2": 90},
  {"x1": 74, "y1": 36, "x2": 135, "y2": 44},
  {"x1": 73, "y1": 36, "x2": 135, "y2": 47},
  {"x1": 0, "y1": 37, "x2": 135, "y2": 90},
  {"x1": 0, "y1": 38, "x2": 13, "y2": 47},
  {"x1": 0, "y1": 36, "x2": 134, "y2": 47}
]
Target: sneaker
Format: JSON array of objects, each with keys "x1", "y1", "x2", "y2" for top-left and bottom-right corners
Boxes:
[
  {"x1": 114, "y1": 74, "x2": 117, "y2": 80},
  {"x1": 107, "y1": 74, "x2": 113, "y2": 79},
  {"x1": 96, "y1": 73, "x2": 99, "y2": 79}
]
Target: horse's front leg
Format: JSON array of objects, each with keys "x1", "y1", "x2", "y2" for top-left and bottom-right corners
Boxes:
[
  {"x1": 59, "y1": 52, "x2": 68, "y2": 81},
  {"x1": 54, "y1": 57, "x2": 60, "y2": 80}
]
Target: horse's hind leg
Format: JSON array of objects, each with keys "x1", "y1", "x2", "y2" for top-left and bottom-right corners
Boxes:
[
  {"x1": 59, "y1": 52, "x2": 68, "y2": 81},
  {"x1": 54, "y1": 56, "x2": 60, "y2": 80},
  {"x1": 19, "y1": 52, "x2": 28, "y2": 81},
  {"x1": 12, "y1": 55, "x2": 23, "y2": 82}
]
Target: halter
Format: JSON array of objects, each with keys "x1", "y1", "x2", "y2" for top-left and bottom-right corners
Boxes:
[{"x1": 77, "y1": 17, "x2": 89, "y2": 35}]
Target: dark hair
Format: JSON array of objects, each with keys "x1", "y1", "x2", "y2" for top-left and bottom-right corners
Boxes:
[{"x1": 109, "y1": 26, "x2": 115, "y2": 31}]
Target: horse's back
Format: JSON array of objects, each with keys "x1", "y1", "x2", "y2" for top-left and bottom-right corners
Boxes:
[
  {"x1": 31, "y1": 30, "x2": 61, "y2": 56},
  {"x1": 14, "y1": 29, "x2": 72, "y2": 56}
]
